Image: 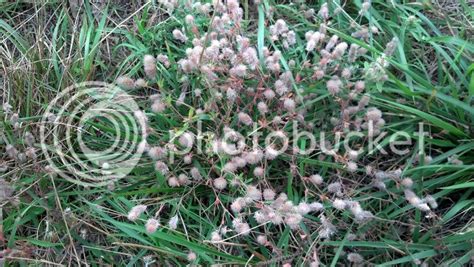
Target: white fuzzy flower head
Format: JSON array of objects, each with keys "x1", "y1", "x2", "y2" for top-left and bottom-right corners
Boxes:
[
  {"x1": 263, "y1": 188, "x2": 276, "y2": 201},
  {"x1": 148, "y1": 146, "x2": 167, "y2": 160},
  {"x1": 341, "y1": 68, "x2": 352, "y2": 79},
  {"x1": 213, "y1": 177, "x2": 228, "y2": 190},
  {"x1": 256, "y1": 235, "x2": 267, "y2": 245},
  {"x1": 231, "y1": 197, "x2": 247, "y2": 213},
  {"x1": 230, "y1": 64, "x2": 247, "y2": 77},
  {"x1": 226, "y1": 88, "x2": 238, "y2": 102},
  {"x1": 310, "y1": 202, "x2": 324, "y2": 212},
  {"x1": 24, "y1": 132, "x2": 35, "y2": 147},
  {"x1": 327, "y1": 77, "x2": 342, "y2": 95},
  {"x1": 174, "y1": 173, "x2": 187, "y2": 186},
  {"x1": 223, "y1": 162, "x2": 237, "y2": 172},
  {"x1": 246, "y1": 185, "x2": 262, "y2": 201},
  {"x1": 284, "y1": 213, "x2": 303, "y2": 229},
  {"x1": 332, "y1": 198, "x2": 346, "y2": 210},
  {"x1": 185, "y1": 15, "x2": 195, "y2": 25},
  {"x1": 173, "y1": 29, "x2": 188, "y2": 42},
  {"x1": 232, "y1": 156, "x2": 247, "y2": 168},
  {"x1": 265, "y1": 146, "x2": 280, "y2": 160},
  {"x1": 145, "y1": 218, "x2": 159, "y2": 233},
  {"x1": 238, "y1": 112, "x2": 253, "y2": 126},
  {"x1": 346, "y1": 161, "x2": 358, "y2": 172},
  {"x1": 242, "y1": 47, "x2": 259, "y2": 69},
  {"x1": 253, "y1": 167, "x2": 264, "y2": 177},
  {"x1": 424, "y1": 195, "x2": 438, "y2": 209},
  {"x1": 297, "y1": 202, "x2": 311, "y2": 215},
  {"x1": 127, "y1": 205, "x2": 147, "y2": 221},
  {"x1": 319, "y1": 215, "x2": 336, "y2": 239},
  {"x1": 404, "y1": 189, "x2": 430, "y2": 212},
  {"x1": 348, "y1": 150, "x2": 359, "y2": 160},
  {"x1": 347, "y1": 252, "x2": 364, "y2": 263},
  {"x1": 257, "y1": 102, "x2": 268, "y2": 114},
  {"x1": 168, "y1": 176, "x2": 180, "y2": 187},
  {"x1": 155, "y1": 161, "x2": 169, "y2": 175},
  {"x1": 275, "y1": 80, "x2": 288, "y2": 96},
  {"x1": 283, "y1": 98, "x2": 296, "y2": 112},
  {"x1": 134, "y1": 78, "x2": 147, "y2": 88},
  {"x1": 116, "y1": 76, "x2": 135, "y2": 89},
  {"x1": 190, "y1": 167, "x2": 202, "y2": 180},
  {"x1": 263, "y1": 89, "x2": 276, "y2": 100},
  {"x1": 178, "y1": 132, "x2": 194, "y2": 148},
  {"x1": 168, "y1": 215, "x2": 179, "y2": 230},
  {"x1": 366, "y1": 107, "x2": 383, "y2": 122},
  {"x1": 232, "y1": 218, "x2": 251, "y2": 235},
  {"x1": 318, "y1": 3, "x2": 329, "y2": 19},
  {"x1": 309, "y1": 174, "x2": 323, "y2": 185},
  {"x1": 143, "y1": 54, "x2": 157, "y2": 79},
  {"x1": 211, "y1": 230, "x2": 222, "y2": 242},
  {"x1": 332, "y1": 42, "x2": 348, "y2": 59},
  {"x1": 187, "y1": 251, "x2": 197, "y2": 262},
  {"x1": 327, "y1": 182, "x2": 342, "y2": 194},
  {"x1": 401, "y1": 177, "x2": 413, "y2": 188},
  {"x1": 151, "y1": 100, "x2": 167, "y2": 113},
  {"x1": 183, "y1": 154, "x2": 192, "y2": 164}
]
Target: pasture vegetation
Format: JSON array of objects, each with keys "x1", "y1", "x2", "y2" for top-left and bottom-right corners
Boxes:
[{"x1": 0, "y1": 0, "x2": 473, "y2": 266}]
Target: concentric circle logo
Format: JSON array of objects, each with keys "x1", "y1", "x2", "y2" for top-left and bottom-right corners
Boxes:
[{"x1": 40, "y1": 82, "x2": 147, "y2": 186}]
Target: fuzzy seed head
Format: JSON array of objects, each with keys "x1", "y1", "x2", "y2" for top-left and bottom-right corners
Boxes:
[
  {"x1": 297, "y1": 202, "x2": 311, "y2": 215},
  {"x1": 256, "y1": 235, "x2": 267, "y2": 245},
  {"x1": 211, "y1": 231, "x2": 222, "y2": 242},
  {"x1": 327, "y1": 77, "x2": 342, "y2": 95},
  {"x1": 143, "y1": 55, "x2": 157, "y2": 79},
  {"x1": 366, "y1": 107, "x2": 383, "y2": 122},
  {"x1": 309, "y1": 174, "x2": 323, "y2": 185},
  {"x1": 127, "y1": 205, "x2": 147, "y2": 221},
  {"x1": 346, "y1": 161, "x2": 358, "y2": 172},
  {"x1": 173, "y1": 29, "x2": 188, "y2": 42},
  {"x1": 231, "y1": 197, "x2": 246, "y2": 213},
  {"x1": 178, "y1": 132, "x2": 194, "y2": 148},
  {"x1": 263, "y1": 188, "x2": 276, "y2": 201},
  {"x1": 168, "y1": 215, "x2": 179, "y2": 230},
  {"x1": 253, "y1": 167, "x2": 264, "y2": 177},
  {"x1": 168, "y1": 176, "x2": 180, "y2": 187},
  {"x1": 257, "y1": 102, "x2": 268, "y2": 114},
  {"x1": 24, "y1": 132, "x2": 35, "y2": 147},
  {"x1": 332, "y1": 198, "x2": 346, "y2": 210},
  {"x1": 283, "y1": 98, "x2": 296, "y2": 112},
  {"x1": 347, "y1": 252, "x2": 364, "y2": 263},
  {"x1": 238, "y1": 112, "x2": 253, "y2": 126},
  {"x1": 310, "y1": 202, "x2": 324, "y2": 212},
  {"x1": 213, "y1": 177, "x2": 228, "y2": 190},
  {"x1": 187, "y1": 251, "x2": 197, "y2": 262},
  {"x1": 401, "y1": 177, "x2": 413, "y2": 188},
  {"x1": 246, "y1": 185, "x2": 262, "y2": 201},
  {"x1": 155, "y1": 161, "x2": 169, "y2": 175},
  {"x1": 148, "y1": 146, "x2": 167, "y2": 160},
  {"x1": 116, "y1": 76, "x2": 135, "y2": 89},
  {"x1": 327, "y1": 182, "x2": 342, "y2": 193},
  {"x1": 263, "y1": 89, "x2": 276, "y2": 100}
]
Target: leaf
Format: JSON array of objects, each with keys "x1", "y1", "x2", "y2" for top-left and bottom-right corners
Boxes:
[{"x1": 442, "y1": 182, "x2": 474, "y2": 190}]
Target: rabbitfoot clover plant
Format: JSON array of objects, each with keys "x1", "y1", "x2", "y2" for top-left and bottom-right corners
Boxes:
[{"x1": 112, "y1": 0, "x2": 448, "y2": 265}]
